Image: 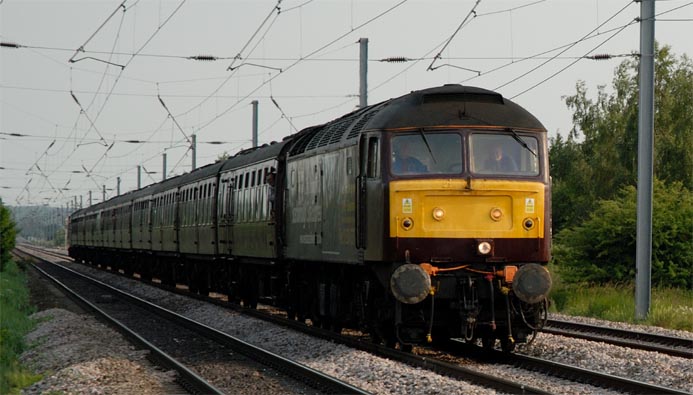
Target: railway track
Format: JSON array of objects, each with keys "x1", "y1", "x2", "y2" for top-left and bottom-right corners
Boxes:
[
  {"x1": 15, "y1": 246, "x2": 368, "y2": 395},
  {"x1": 18, "y1": 245, "x2": 550, "y2": 394},
  {"x1": 20, "y1": 245, "x2": 693, "y2": 394},
  {"x1": 12, "y1": 248, "x2": 217, "y2": 395},
  {"x1": 543, "y1": 319, "x2": 693, "y2": 359},
  {"x1": 28, "y1": 244, "x2": 693, "y2": 360},
  {"x1": 445, "y1": 340, "x2": 690, "y2": 395}
]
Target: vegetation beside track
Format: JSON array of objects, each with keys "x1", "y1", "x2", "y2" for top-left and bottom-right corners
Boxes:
[
  {"x1": 0, "y1": 259, "x2": 41, "y2": 394},
  {"x1": 547, "y1": 46, "x2": 692, "y2": 331},
  {"x1": 1, "y1": 200, "x2": 41, "y2": 393},
  {"x1": 548, "y1": 266, "x2": 693, "y2": 332}
]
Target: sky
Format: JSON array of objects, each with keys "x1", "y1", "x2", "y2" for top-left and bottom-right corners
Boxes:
[{"x1": 1, "y1": 0, "x2": 691, "y2": 208}]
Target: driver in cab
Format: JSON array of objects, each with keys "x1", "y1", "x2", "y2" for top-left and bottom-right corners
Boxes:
[{"x1": 392, "y1": 138, "x2": 428, "y2": 174}]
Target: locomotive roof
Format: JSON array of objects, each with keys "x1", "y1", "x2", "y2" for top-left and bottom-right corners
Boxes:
[
  {"x1": 368, "y1": 84, "x2": 546, "y2": 130},
  {"x1": 285, "y1": 84, "x2": 545, "y2": 156}
]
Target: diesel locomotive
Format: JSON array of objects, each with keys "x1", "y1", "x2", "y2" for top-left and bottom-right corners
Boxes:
[{"x1": 68, "y1": 84, "x2": 552, "y2": 352}]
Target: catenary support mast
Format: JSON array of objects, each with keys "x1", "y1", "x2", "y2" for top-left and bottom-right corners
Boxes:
[{"x1": 635, "y1": 0, "x2": 655, "y2": 320}]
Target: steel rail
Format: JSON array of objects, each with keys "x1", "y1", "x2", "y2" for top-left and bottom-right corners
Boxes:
[
  {"x1": 18, "y1": 247, "x2": 369, "y2": 395},
  {"x1": 23, "y1": 255, "x2": 223, "y2": 395},
  {"x1": 543, "y1": 319, "x2": 693, "y2": 359},
  {"x1": 502, "y1": 352, "x2": 691, "y2": 395},
  {"x1": 444, "y1": 338, "x2": 691, "y2": 395}
]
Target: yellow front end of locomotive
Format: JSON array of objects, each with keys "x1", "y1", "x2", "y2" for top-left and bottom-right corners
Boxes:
[{"x1": 389, "y1": 179, "x2": 545, "y2": 239}]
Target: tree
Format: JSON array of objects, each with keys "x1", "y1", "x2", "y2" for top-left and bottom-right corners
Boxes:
[
  {"x1": 0, "y1": 199, "x2": 17, "y2": 271},
  {"x1": 551, "y1": 45, "x2": 693, "y2": 233},
  {"x1": 553, "y1": 180, "x2": 692, "y2": 288}
]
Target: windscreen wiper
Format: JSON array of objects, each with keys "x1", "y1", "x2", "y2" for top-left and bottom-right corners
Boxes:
[
  {"x1": 418, "y1": 129, "x2": 437, "y2": 163},
  {"x1": 508, "y1": 128, "x2": 537, "y2": 157}
]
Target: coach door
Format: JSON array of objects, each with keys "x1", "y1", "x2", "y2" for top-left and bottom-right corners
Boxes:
[{"x1": 218, "y1": 175, "x2": 234, "y2": 255}]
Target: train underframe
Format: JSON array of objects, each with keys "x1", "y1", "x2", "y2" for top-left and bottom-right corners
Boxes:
[{"x1": 69, "y1": 246, "x2": 547, "y2": 352}]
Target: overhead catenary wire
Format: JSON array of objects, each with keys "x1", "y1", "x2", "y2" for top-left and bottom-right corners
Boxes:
[
  {"x1": 175, "y1": 2, "x2": 284, "y2": 119},
  {"x1": 493, "y1": 1, "x2": 634, "y2": 91},
  {"x1": 270, "y1": 96, "x2": 299, "y2": 133},
  {"x1": 458, "y1": 22, "x2": 641, "y2": 84},
  {"x1": 474, "y1": 0, "x2": 546, "y2": 17},
  {"x1": 6, "y1": 0, "x2": 410, "y2": 204},
  {"x1": 70, "y1": 91, "x2": 109, "y2": 146},
  {"x1": 68, "y1": 0, "x2": 127, "y2": 63},
  {"x1": 193, "y1": 0, "x2": 410, "y2": 133},
  {"x1": 157, "y1": 92, "x2": 192, "y2": 144},
  {"x1": 227, "y1": 0, "x2": 283, "y2": 71},
  {"x1": 369, "y1": 0, "x2": 547, "y2": 93},
  {"x1": 509, "y1": 20, "x2": 637, "y2": 99},
  {"x1": 445, "y1": 2, "x2": 693, "y2": 89},
  {"x1": 0, "y1": 131, "x2": 248, "y2": 145},
  {"x1": 427, "y1": 0, "x2": 482, "y2": 71},
  {"x1": 58, "y1": 0, "x2": 188, "y2": 204}
]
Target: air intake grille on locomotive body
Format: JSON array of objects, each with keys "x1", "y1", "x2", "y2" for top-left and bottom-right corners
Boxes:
[{"x1": 289, "y1": 105, "x2": 383, "y2": 155}]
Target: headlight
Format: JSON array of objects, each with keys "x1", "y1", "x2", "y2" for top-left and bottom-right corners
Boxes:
[
  {"x1": 432, "y1": 207, "x2": 445, "y2": 221},
  {"x1": 490, "y1": 207, "x2": 503, "y2": 221},
  {"x1": 477, "y1": 241, "x2": 492, "y2": 255}
]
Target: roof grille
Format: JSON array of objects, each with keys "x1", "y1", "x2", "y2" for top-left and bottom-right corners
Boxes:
[
  {"x1": 289, "y1": 103, "x2": 383, "y2": 156},
  {"x1": 347, "y1": 106, "x2": 382, "y2": 140},
  {"x1": 289, "y1": 126, "x2": 323, "y2": 156}
]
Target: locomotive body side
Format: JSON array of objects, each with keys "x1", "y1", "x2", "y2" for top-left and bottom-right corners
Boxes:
[{"x1": 283, "y1": 143, "x2": 360, "y2": 262}]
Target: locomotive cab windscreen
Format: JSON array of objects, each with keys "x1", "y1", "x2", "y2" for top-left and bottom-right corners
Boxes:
[
  {"x1": 391, "y1": 132, "x2": 462, "y2": 176},
  {"x1": 389, "y1": 130, "x2": 541, "y2": 178},
  {"x1": 469, "y1": 132, "x2": 540, "y2": 177}
]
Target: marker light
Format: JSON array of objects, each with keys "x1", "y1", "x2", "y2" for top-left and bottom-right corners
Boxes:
[
  {"x1": 490, "y1": 207, "x2": 503, "y2": 221},
  {"x1": 402, "y1": 217, "x2": 414, "y2": 230},
  {"x1": 432, "y1": 207, "x2": 445, "y2": 221},
  {"x1": 477, "y1": 241, "x2": 492, "y2": 255}
]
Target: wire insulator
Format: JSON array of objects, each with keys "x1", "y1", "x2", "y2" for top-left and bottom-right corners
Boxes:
[
  {"x1": 380, "y1": 57, "x2": 410, "y2": 63},
  {"x1": 189, "y1": 55, "x2": 218, "y2": 61},
  {"x1": 589, "y1": 54, "x2": 612, "y2": 60},
  {"x1": 1, "y1": 42, "x2": 21, "y2": 48}
]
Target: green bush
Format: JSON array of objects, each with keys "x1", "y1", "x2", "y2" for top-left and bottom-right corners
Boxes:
[
  {"x1": 0, "y1": 260, "x2": 40, "y2": 393},
  {"x1": 1, "y1": 200, "x2": 17, "y2": 271},
  {"x1": 553, "y1": 180, "x2": 692, "y2": 288}
]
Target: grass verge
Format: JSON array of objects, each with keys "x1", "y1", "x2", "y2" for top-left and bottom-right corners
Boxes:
[
  {"x1": 0, "y1": 259, "x2": 41, "y2": 394},
  {"x1": 549, "y1": 281, "x2": 693, "y2": 332}
]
